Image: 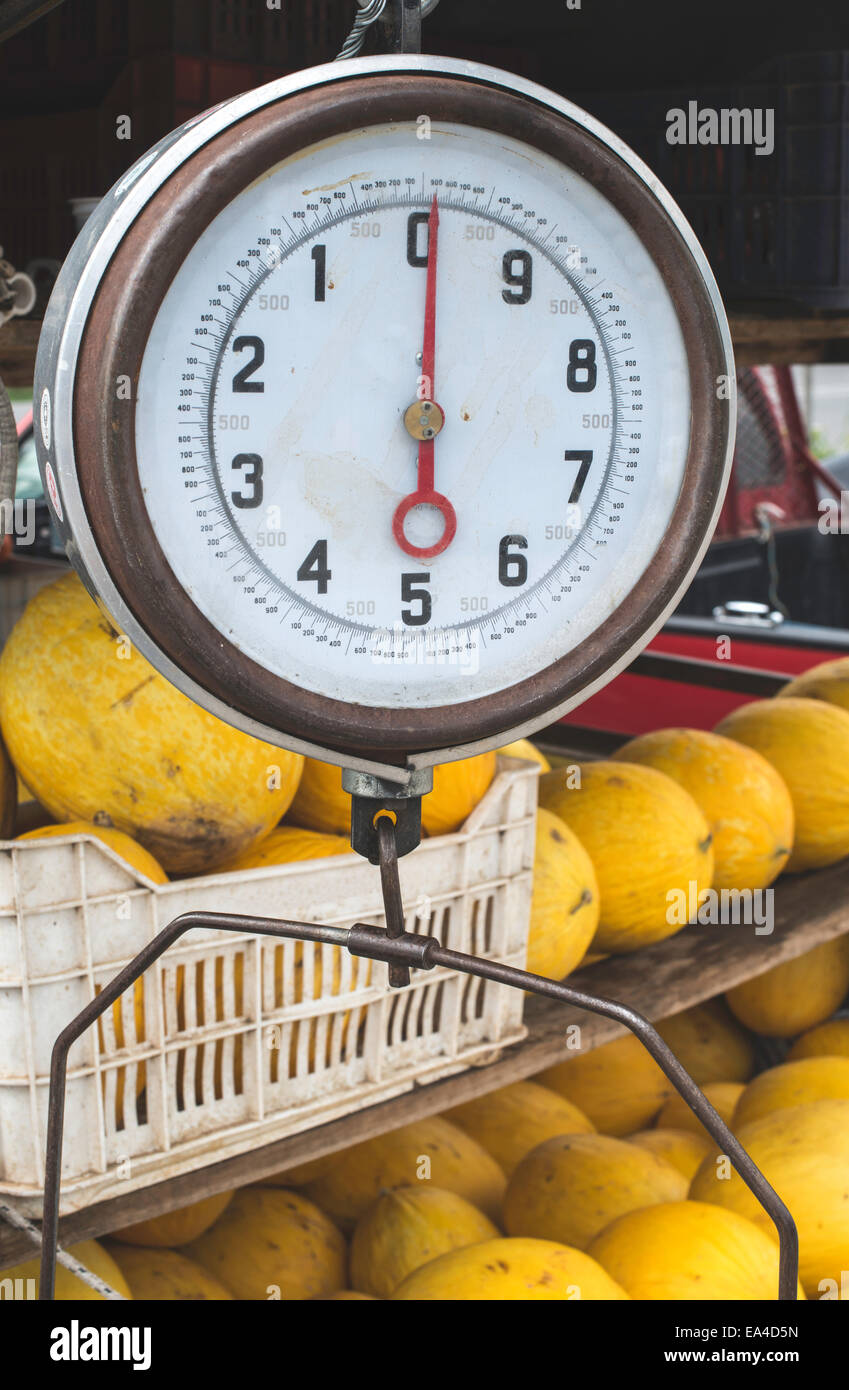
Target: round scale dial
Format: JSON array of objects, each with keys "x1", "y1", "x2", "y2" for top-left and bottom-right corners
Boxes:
[
  {"x1": 36, "y1": 57, "x2": 734, "y2": 765},
  {"x1": 137, "y1": 122, "x2": 689, "y2": 709}
]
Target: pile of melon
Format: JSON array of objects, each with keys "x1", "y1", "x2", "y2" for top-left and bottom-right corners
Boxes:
[
  {"x1": 10, "y1": 982, "x2": 848, "y2": 1301},
  {"x1": 0, "y1": 572, "x2": 506, "y2": 878},
  {"x1": 3, "y1": 577, "x2": 849, "y2": 1301},
  {"x1": 6, "y1": 573, "x2": 849, "y2": 987}
]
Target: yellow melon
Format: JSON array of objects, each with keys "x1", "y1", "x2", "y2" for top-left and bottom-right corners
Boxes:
[
  {"x1": 732, "y1": 1056, "x2": 849, "y2": 1127},
  {"x1": 2, "y1": 1239, "x2": 132, "y2": 1300},
  {"x1": 313, "y1": 1290, "x2": 377, "y2": 1300},
  {"x1": 110, "y1": 1191, "x2": 233, "y2": 1247},
  {"x1": 107, "y1": 1245, "x2": 233, "y2": 1299},
  {"x1": 525, "y1": 808, "x2": 599, "y2": 981},
  {"x1": 788, "y1": 1018, "x2": 849, "y2": 1062},
  {"x1": 716, "y1": 697, "x2": 849, "y2": 872},
  {"x1": 300, "y1": 1117, "x2": 506, "y2": 1232},
  {"x1": 588, "y1": 1201, "x2": 804, "y2": 1300},
  {"x1": 214, "y1": 825, "x2": 352, "y2": 872},
  {"x1": 690, "y1": 1099, "x2": 849, "y2": 1297},
  {"x1": 503, "y1": 1133, "x2": 687, "y2": 1249},
  {"x1": 627, "y1": 1127, "x2": 713, "y2": 1181},
  {"x1": 778, "y1": 658, "x2": 849, "y2": 714},
  {"x1": 0, "y1": 732, "x2": 16, "y2": 837},
  {"x1": 286, "y1": 751, "x2": 496, "y2": 839},
  {"x1": 618, "y1": 727, "x2": 793, "y2": 890},
  {"x1": 443, "y1": 1080, "x2": 594, "y2": 1176},
  {"x1": 538, "y1": 761, "x2": 713, "y2": 952},
  {"x1": 654, "y1": 1082, "x2": 744, "y2": 1139},
  {"x1": 185, "y1": 1188, "x2": 345, "y2": 1300},
  {"x1": 0, "y1": 573, "x2": 303, "y2": 874},
  {"x1": 656, "y1": 999, "x2": 755, "y2": 1085},
  {"x1": 390, "y1": 1237, "x2": 630, "y2": 1300},
  {"x1": 350, "y1": 1186, "x2": 500, "y2": 1297},
  {"x1": 498, "y1": 739, "x2": 551, "y2": 772},
  {"x1": 536, "y1": 1032, "x2": 673, "y2": 1136},
  {"x1": 724, "y1": 936, "x2": 849, "y2": 1038},
  {"x1": 17, "y1": 821, "x2": 168, "y2": 882}
]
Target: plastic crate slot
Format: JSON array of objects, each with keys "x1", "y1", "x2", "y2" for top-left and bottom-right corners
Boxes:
[
  {"x1": 175, "y1": 1046, "x2": 186, "y2": 1113},
  {"x1": 412, "y1": 905, "x2": 437, "y2": 939},
  {"x1": 174, "y1": 963, "x2": 186, "y2": 1032},
  {"x1": 268, "y1": 1019, "x2": 293, "y2": 1086},
  {"x1": 412, "y1": 980, "x2": 438, "y2": 1039},
  {"x1": 215, "y1": 1031, "x2": 241, "y2": 1101},
  {"x1": 458, "y1": 972, "x2": 474, "y2": 1026},
  {"x1": 213, "y1": 1034, "x2": 223, "y2": 1101},
  {"x1": 307, "y1": 1016, "x2": 321, "y2": 1075},
  {"x1": 384, "y1": 991, "x2": 398, "y2": 1045},
  {"x1": 459, "y1": 971, "x2": 488, "y2": 1026},
  {"x1": 427, "y1": 979, "x2": 445, "y2": 1035},
  {"x1": 350, "y1": 1004, "x2": 368, "y2": 1060},
  {"x1": 470, "y1": 893, "x2": 496, "y2": 958},
  {"x1": 325, "y1": 1007, "x2": 345, "y2": 1070},
  {"x1": 214, "y1": 955, "x2": 224, "y2": 1021},
  {"x1": 405, "y1": 985, "x2": 422, "y2": 1041},
  {"x1": 473, "y1": 975, "x2": 487, "y2": 1022}
]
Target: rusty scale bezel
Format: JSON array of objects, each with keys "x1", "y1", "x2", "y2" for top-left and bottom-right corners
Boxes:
[{"x1": 42, "y1": 56, "x2": 735, "y2": 772}]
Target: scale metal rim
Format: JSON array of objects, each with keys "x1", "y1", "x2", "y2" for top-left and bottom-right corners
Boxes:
[{"x1": 35, "y1": 52, "x2": 736, "y2": 782}]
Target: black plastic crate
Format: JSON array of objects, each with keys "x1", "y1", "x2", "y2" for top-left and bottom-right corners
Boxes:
[{"x1": 584, "y1": 52, "x2": 849, "y2": 310}]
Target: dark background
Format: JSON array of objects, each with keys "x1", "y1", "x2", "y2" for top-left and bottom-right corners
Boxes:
[{"x1": 1, "y1": 0, "x2": 848, "y2": 268}]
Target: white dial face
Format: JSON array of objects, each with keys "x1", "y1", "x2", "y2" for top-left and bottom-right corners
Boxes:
[{"x1": 136, "y1": 119, "x2": 691, "y2": 708}]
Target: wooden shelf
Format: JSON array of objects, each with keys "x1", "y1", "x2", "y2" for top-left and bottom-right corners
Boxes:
[
  {"x1": 2, "y1": 856, "x2": 848, "y2": 1269},
  {"x1": 4, "y1": 308, "x2": 849, "y2": 388},
  {"x1": 729, "y1": 309, "x2": 849, "y2": 366},
  {"x1": 0, "y1": 319, "x2": 39, "y2": 388}
]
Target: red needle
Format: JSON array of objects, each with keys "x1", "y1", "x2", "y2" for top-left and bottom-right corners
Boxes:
[
  {"x1": 392, "y1": 195, "x2": 457, "y2": 560},
  {"x1": 420, "y1": 194, "x2": 439, "y2": 430}
]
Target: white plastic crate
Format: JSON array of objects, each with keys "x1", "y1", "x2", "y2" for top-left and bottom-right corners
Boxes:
[{"x1": 0, "y1": 755, "x2": 536, "y2": 1214}]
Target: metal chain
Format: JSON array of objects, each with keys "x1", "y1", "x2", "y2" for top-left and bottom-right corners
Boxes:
[
  {"x1": 335, "y1": 0, "x2": 441, "y2": 62},
  {"x1": 335, "y1": 0, "x2": 386, "y2": 60}
]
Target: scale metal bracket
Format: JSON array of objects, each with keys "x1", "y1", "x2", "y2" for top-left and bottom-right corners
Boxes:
[{"x1": 36, "y1": 907, "x2": 800, "y2": 1302}]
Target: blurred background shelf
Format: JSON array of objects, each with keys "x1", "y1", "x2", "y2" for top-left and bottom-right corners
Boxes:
[
  {"x1": 730, "y1": 310, "x2": 849, "y2": 366},
  {"x1": 0, "y1": 320, "x2": 38, "y2": 387},
  {"x1": 10, "y1": 312, "x2": 849, "y2": 386}
]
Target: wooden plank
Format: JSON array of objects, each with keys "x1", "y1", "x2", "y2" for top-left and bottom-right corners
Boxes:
[
  {"x1": 0, "y1": 319, "x2": 40, "y2": 389},
  {"x1": 2, "y1": 856, "x2": 848, "y2": 1268},
  {"x1": 5, "y1": 312, "x2": 849, "y2": 388},
  {"x1": 729, "y1": 310, "x2": 849, "y2": 366}
]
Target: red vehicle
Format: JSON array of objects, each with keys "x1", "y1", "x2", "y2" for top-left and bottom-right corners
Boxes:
[{"x1": 555, "y1": 366, "x2": 849, "y2": 748}]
